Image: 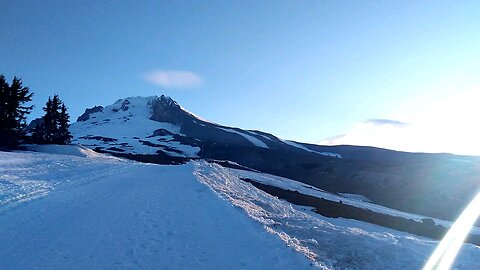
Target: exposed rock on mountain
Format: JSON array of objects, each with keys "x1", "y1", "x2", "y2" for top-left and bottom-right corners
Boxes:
[{"x1": 77, "y1": 106, "x2": 104, "y2": 122}]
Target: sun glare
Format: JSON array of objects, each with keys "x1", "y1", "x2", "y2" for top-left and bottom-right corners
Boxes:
[
  {"x1": 322, "y1": 89, "x2": 480, "y2": 156},
  {"x1": 423, "y1": 191, "x2": 480, "y2": 270}
]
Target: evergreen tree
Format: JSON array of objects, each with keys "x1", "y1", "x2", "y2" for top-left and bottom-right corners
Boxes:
[
  {"x1": 30, "y1": 121, "x2": 45, "y2": 144},
  {"x1": 58, "y1": 103, "x2": 72, "y2": 144},
  {"x1": 32, "y1": 94, "x2": 71, "y2": 145},
  {"x1": 0, "y1": 76, "x2": 8, "y2": 126},
  {"x1": 42, "y1": 96, "x2": 56, "y2": 143},
  {"x1": 0, "y1": 75, "x2": 33, "y2": 147}
]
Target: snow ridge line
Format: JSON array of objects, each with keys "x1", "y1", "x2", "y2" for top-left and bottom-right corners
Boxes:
[
  {"x1": 192, "y1": 161, "x2": 480, "y2": 270},
  {"x1": 193, "y1": 161, "x2": 329, "y2": 269}
]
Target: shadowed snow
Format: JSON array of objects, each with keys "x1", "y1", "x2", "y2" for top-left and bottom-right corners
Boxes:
[{"x1": 0, "y1": 149, "x2": 311, "y2": 269}]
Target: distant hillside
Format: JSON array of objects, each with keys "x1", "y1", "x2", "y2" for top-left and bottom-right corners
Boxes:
[{"x1": 67, "y1": 95, "x2": 480, "y2": 223}]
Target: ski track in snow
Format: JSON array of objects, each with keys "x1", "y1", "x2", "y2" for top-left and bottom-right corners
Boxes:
[
  {"x1": 193, "y1": 161, "x2": 480, "y2": 270},
  {"x1": 0, "y1": 149, "x2": 311, "y2": 270}
]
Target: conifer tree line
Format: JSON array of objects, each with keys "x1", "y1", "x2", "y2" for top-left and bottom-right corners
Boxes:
[
  {"x1": 31, "y1": 95, "x2": 73, "y2": 145},
  {"x1": 0, "y1": 75, "x2": 72, "y2": 148}
]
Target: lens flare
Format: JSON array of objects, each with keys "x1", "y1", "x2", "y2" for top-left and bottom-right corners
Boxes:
[{"x1": 423, "y1": 191, "x2": 480, "y2": 270}]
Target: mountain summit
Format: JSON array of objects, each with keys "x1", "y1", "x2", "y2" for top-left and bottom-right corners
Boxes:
[{"x1": 71, "y1": 95, "x2": 340, "y2": 159}]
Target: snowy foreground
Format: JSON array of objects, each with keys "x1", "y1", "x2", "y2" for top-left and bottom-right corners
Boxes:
[
  {"x1": 0, "y1": 148, "x2": 309, "y2": 269},
  {"x1": 1, "y1": 147, "x2": 479, "y2": 269}
]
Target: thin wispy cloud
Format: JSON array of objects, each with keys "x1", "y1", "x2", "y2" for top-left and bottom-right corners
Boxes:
[
  {"x1": 363, "y1": 119, "x2": 409, "y2": 128},
  {"x1": 319, "y1": 134, "x2": 346, "y2": 145},
  {"x1": 143, "y1": 70, "x2": 203, "y2": 88},
  {"x1": 317, "y1": 120, "x2": 411, "y2": 150},
  {"x1": 318, "y1": 89, "x2": 480, "y2": 155}
]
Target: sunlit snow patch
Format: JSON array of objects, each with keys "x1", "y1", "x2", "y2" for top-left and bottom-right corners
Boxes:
[
  {"x1": 0, "y1": 177, "x2": 52, "y2": 207},
  {"x1": 0, "y1": 147, "x2": 123, "y2": 208},
  {"x1": 281, "y1": 140, "x2": 342, "y2": 158},
  {"x1": 217, "y1": 127, "x2": 269, "y2": 148}
]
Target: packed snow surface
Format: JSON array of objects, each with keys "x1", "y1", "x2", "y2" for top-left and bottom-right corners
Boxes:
[
  {"x1": 24, "y1": 144, "x2": 112, "y2": 158},
  {"x1": 0, "y1": 147, "x2": 310, "y2": 269}
]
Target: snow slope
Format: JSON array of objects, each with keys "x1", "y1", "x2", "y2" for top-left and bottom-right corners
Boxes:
[
  {"x1": 281, "y1": 140, "x2": 342, "y2": 158},
  {"x1": 3, "y1": 147, "x2": 479, "y2": 269},
  {"x1": 218, "y1": 127, "x2": 269, "y2": 148},
  {"x1": 24, "y1": 144, "x2": 115, "y2": 159},
  {"x1": 194, "y1": 161, "x2": 480, "y2": 270},
  {"x1": 229, "y1": 168, "x2": 480, "y2": 235},
  {"x1": 0, "y1": 148, "x2": 311, "y2": 269}
]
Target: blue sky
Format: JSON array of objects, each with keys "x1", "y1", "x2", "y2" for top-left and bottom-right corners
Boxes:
[{"x1": 1, "y1": 1, "x2": 480, "y2": 155}]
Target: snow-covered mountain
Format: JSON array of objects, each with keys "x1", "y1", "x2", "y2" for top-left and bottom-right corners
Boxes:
[
  {"x1": 71, "y1": 96, "x2": 201, "y2": 157},
  {"x1": 70, "y1": 95, "x2": 341, "y2": 159}
]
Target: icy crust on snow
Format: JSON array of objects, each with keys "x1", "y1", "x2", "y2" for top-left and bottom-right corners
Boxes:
[
  {"x1": 70, "y1": 96, "x2": 200, "y2": 157},
  {"x1": 217, "y1": 127, "x2": 269, "y2": 148},
  {"x1": 193, "y1": 161, "x2": 480, "y2": 270},
  {"x1": 0, "y1": 176, "x2": 51, "y2": 207},
  {"x1": 230, "y1": 168, "x2": 480, "y2": 235},
  {"x1": 282, "y1": 140, "x2": 342, "y2": 158},
  {"x1": 0, "y1": 150, "x2": 311, "y2": 269},
  {"x1": 0, "y1": 148, "x2": 123, "y2": 208}
]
